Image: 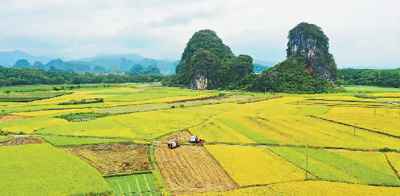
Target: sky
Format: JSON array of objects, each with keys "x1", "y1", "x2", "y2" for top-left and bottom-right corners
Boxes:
[{"x1": 0, "y1": 0, "x2": 399, "y2": 68}]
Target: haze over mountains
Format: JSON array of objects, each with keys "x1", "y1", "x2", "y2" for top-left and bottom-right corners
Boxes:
[{"x1": 0, "y1": 50, "x2": 272, "y2": 75}]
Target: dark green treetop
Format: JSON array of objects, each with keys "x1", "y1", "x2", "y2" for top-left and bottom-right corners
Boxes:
[{"x1": 174, "y1": 29, "x2": 252, "y2": 89}]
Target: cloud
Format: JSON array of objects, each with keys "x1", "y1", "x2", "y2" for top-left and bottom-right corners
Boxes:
[{"x1": 0, "y1": 0, "x2": 399, "y2": 67}]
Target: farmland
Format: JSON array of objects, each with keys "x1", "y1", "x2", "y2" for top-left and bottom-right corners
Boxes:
[
  {"x1": 68, "y1": 143, "x2": 151, "y2": 176},
  {"x1": 0, "y1": 144, "x2": 111, "y2": 195},
  {"x1": 155, "y1": 144, "x2": 237, "y2": 194},
  {"x1": 106, "y1": 173, "x2": 161, "y2": 195},
  {"x1": 1, "y1": 83, "x2": 400, "y2": 195}
]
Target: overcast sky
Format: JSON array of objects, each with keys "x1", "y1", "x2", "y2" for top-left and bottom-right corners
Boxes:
[{"x1": 0, "y1": 0, "x2": 399, "y2": 67}]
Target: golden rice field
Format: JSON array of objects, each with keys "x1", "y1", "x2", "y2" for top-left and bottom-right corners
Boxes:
[
  {"x1": 206, "y1": 145, "x2": 306, "y2": 186},
  {"x1": 185, "y1": 181, "x2": 400, "y2": 196},
  {"x1": 1, "y1": 84, "x2": 400, "y2": 195}
]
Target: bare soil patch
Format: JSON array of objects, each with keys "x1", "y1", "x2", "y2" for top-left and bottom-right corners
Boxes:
[
  {"x1": 155, "y1": 145, "x2": 237, "y2": 194},
  {"x1": 0, "y1": 136, "x2": 43, "y2": 146},
  {"x1": 68, "y1": 143, "x2": 150, "y2": 176}
]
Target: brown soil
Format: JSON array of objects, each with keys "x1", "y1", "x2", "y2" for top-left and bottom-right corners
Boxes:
[
  {"x1": 155, "y1": 145, "x2": 238, "y2": 194},
  {"x1": 0, "y1": 115, "x2": 28, "y2": 122},
  {"x1": 68, "y1": 143, "x2": 150, "y2": 176},
  {"x1": 0, "y1": 136, "x2": 43, "y2": 146}
]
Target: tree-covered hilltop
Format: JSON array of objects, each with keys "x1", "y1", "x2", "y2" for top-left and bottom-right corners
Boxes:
[
  {"x1": 250, "y1": 57, "x2": 333, "y2": 92},
  {"x1": 287, "y1": 22, "x2": 337, "y2": 82},
  {"x1": 250, "y1": 22, "x2": 337, "y2": 92},
  {"x1": 171, "y1": 29, "x2": 253, "y2": 89}
]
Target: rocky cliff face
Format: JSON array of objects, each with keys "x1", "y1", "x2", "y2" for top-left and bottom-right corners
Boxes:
[
  {"x1": 286, "y1": 22, "x2": 337, "y2": 82},
  {"x1": 191, "y1": 73, "x2": 208, "y2": 90}
]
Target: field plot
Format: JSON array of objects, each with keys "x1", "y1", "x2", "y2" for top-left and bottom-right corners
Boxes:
[
  {"x1": 0, "y1": 91, "x2": 68, "y2": 102},
  {"x1": 33, "y1": 85, "x2": 216, "y2": 106},
  {"x1": 2, "y1": 84, "x2": 400, "y2": 195},
  {"x1": 0, "y1": 114, "x2": 28, "y2": 122},
  {"x1": 160, "y1": 130, "x2": 192, "y2": 144},
  {"x1": 155, "y1": 145, "x2": 237, "y2": 194},
  {"x1": 106, "y1": 173, "x2": 161, "y2": 195},
  {"x1": 192, "y1": 97, "x2": 400, "y2": 149},
  {"x1": 344, "y1": 85, "x2": 400, "y2": 93},
  {"x1": 0, "y1": 144, "x2": 111, "y2": 195},
  {"x1": 386, "y1": 153, "x2": 400, "y2": 177},
  {"x1": 15, "y1": 108, "x2": 93, "y2": 117},
  {"x1": 36, "y1": 103, "x2": 233, "y2": 140},
  {"x1": 0, "y1": 136, "x2": 43, "y2": 146},
  {"x1": 186, "y1": 181, "x2": 400, "y2": 196},
  {"x1": 206, "y1": 145, "x2": 305, "y2": 186},
  {"x1": 0, "y1": 116, "x2": 68, "y2": 133},
  {"x1": 0, "y1": 85, "x2": 218, "y2": 115},
  {"x1": 41, "y1": 134, "x2": 129, "y2": 146},
  {"x1": 68, "y1": 143, "x2": 151, "y2": 176},
  {"x1": 321, "y1": 106, "x2": 400, "y2": 137},
  {"x1": 0, "y1": 135, "x2": 11, "y2": 142},
  {"x1": 268, "y1": 147, "x2": 400, "y2": 186}
]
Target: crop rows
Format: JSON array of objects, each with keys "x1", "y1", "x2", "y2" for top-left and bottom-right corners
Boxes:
[
  {"x1": 155, "y1": 145, "x2": 237, "y2": 194},
  {"x1": 106, "y1": 173, "x2": 160, "y2": 195}
]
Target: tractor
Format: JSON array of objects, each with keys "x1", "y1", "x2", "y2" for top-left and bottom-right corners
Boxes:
[
  {"x1": 189, "y1": 135, "x2": 204, "y2": 145},
  {"x1": 167, "y1": 139, "x2": 180, "y2": 149}
]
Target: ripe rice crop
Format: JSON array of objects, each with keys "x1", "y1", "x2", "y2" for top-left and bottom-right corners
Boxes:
[
  {"x1": 0, "y1": 116, "x2": 68, "y2": 133},
  {"x1": 14, "y1": 108, "x2": 93, "y2": 117},
  {"x1": 386, "y1": 153, "x2": 400, "y2": 177},
  {"x1": 37, "y1": 103, "x2": 234, "y2": 140},
  {"x1": 41, "y1": 135, "x2": 129, "y2": 146},
  {"x1": 0, "y1": 144, "x2": 111, "y2": 195},
  {"x1": 206, "y1": 145, "x2": 305, "y2": 186},
  {"x1": 322, "y1": 106, "x2": 400, "y2": 137},
  {"x1": 268, "y1": 147, "x2": 400, "y2": 186},
  {"x1": 185, "y1": 181, "x2": 400, "y2": 196},
  {"x1": 192, "y1": 96, "x2": 400, "y2": 149}
]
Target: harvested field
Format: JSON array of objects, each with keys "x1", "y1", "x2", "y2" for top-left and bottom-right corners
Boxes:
[
  {"x1": 0, "y1": 115, "x2": 28, "y2": 122},
  {"x1": 0, "y1": 136, "x2": 43, "y2": 146},
  {"x1": 68, "y1": 143, "x2": 150, "y2": 176},
  {"x1": 160, "y1": 130, "x2": 192, "y2": 144},
  {"x1": 155, "y1": 145, "x2": 237, "y2": 194}
]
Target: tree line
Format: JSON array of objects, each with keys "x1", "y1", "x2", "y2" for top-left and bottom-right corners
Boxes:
[
  {"x1": 0, "y1": 66, "x2": 162, "y2": 87},
  {"x1": 338, "y1": 68, "x2": 400, "y2": 88}
]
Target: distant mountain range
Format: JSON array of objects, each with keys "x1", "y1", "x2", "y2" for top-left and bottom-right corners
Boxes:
[
  {"x1": 253, "y1": 60, "x2": 274, "y2": 73},
  {"x1": 0, "y1": 50, "x2": 273, "y2": 75},
  {"x1": 74, "y1": 54, "x2": 178, "y2": 74},
  {"x1": 0, "y1": 50, "x2": 51, "y2": 66}
]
